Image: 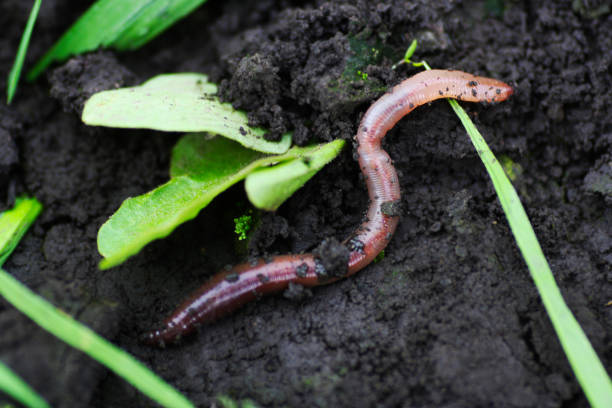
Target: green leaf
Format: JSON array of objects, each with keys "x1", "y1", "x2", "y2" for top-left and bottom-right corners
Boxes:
[
  {"x1": 82, "y1": 73, "x2": 291, "y2": 154},
  {"x1": 98, "y1": 134, "x2": 344, "y2": 269},
  {"x1": 0, "y1": 196, "x2": 42, "y2": 267},
  {"x1": 6, "y1": 0, "x2": 41, "y2": 104},
  {"x1": 0, "y1": 360, "x2": 49, "y2": 408},
  {"x1": 402, "y1": 39, "x2": 418, "y2": 62},
  {"x1": 245, "y1": 139, "x2": 345, "y2": 210},
  {"x1": 27, "y1": 0, "x2": 208, "y2": 80}
]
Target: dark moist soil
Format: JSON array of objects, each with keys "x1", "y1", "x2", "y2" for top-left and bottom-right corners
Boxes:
[{"x1": 1, "y1": 0, "x2": 611, "y2": 407}]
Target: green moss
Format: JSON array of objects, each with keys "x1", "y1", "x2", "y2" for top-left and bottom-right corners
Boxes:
[
  {"x1": 326, "y1": 32, "x2": 396, "y2": 102},
  {"x1": 344, "y1": 33, "x2": 395, "y2": 82},
  {"x1": 234, "y1": 210, "x2": 254, "y2": 241},
  {"x1": 499, "y1": 155, "x2": 523, "y2": 182}
]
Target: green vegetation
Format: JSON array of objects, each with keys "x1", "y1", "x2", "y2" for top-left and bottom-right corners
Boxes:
[
  {"x1": 0, "y1": 197, "x2": 42, "y2": 266},
  {"x1": 499, "y1": 155, "x2": 523, "y2": 182},
  {"x1": 373, "y1": 250, "x2": 385, "y2": 263},
  {"x1": 449, "y1": 96, "x2": 612, "y2": 407},
  {"x1": 81, "y1": 72, "x2": 343, "y2": 269},
  {"x1": 0, "y1": 198, "x2": 194, "y2": 408},
  {"x1": 399, "y1": 42, "x2": 612, "y2": 407},
  {"x1": 6, "y1": 0, "x2": 41, "y2": 104},
  {"x1": 0, "y1": 361, "x2": 49, "y2": 408},
  {"x1": 234, "y1": 211, "x2": 253, "y2": 241},
  {"x1": 28, "y1": 0, "x2": 209, "y2": 80},
  {"x1": 98, "y1": 135, "x2": 344, "y2": 268},
  {"x1": 82, "y1": 73, "x2": 291, "y2": 154}
]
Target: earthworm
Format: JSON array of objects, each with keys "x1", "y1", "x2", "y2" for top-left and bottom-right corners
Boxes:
[{"x1": 145, "y1": 69, "x2": 513, "y2": 346}]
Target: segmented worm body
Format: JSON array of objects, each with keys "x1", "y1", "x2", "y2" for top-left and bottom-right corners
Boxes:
[{"x1": 145, "y1": 70, "x2": 513, "y2": 346}]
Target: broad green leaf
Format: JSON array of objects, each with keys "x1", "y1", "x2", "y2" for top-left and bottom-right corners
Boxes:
[
  {"x1": 6, "y1": 0, "x2": 41, "y2": 104},
  {"x1": 82, "y1": 73, "x2": 291, "y2": 154},
  {"x1": 0, "y1": 197, "x2": 42, "y2": 267},
  {"x1": 27, "y1": 0, "x2": 208, "y2": 80},
  {"x1": 245, "y1": 140, "x2": 345, "y2": 210},
  {"x1": 98, "y1": 134, "x2": 344, "y2": 269}
]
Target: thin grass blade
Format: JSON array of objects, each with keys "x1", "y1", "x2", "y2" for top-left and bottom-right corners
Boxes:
[
  {"x1": 0, "y1": 361, "x2": 49, "y2": 408},
  {"x1": 0, "y1": 198, "x2": 194, "y2": 408},
  {"x1": 6, "y1": 0, "x2": 41, "y2": 104},
  {"x1": 27, "y1": 0, "x2": 208, "y2": 80},
  {"x1": 0, "y1": 269, "x2": 195, "y2": 408},
  {"x1": 448, "y1": 98, "x2": 612, "y2": 407}
]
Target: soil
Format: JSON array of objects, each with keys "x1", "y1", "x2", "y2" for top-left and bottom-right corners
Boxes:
[{"x1": 1, "y1": 0, "x2": 611, "y2": 407}]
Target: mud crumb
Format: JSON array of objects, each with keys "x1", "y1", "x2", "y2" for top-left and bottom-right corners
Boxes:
[
  {"x1": 313, "y1": 237, "x2": 350, "y2": 279},
  {"x1": 283, "y1": 282, "x2": 312, "y2": 301}
]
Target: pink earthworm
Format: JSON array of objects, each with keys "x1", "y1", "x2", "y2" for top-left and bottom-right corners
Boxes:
[{"x1": 145, "y1": 69, "x2": 513, "y2": 346}]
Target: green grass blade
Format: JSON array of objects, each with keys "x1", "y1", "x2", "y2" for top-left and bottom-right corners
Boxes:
[
  {"x1": 98, "y1": 135, "x2": 343, "y2": 269},
  {"x1": 27, "y1": 0, "x2": 207, "y2": 80},
  {"x1": 0, "y1": 198, "x2": 194, "y2": 407},
  {"x1": 6, "y1": 0, "x2": 41, "y2": 104},
  {"x1": 82, "y1": 73, "x2": 291, "y2": 154},
  {"x1": 0, "y1": 196, "x2": 42, "y2": 267},
  {"x1": 112, "y1": 0, "x2": 206, "y2": 50},
  {"x1": 0, "y1": 269, "x2": 194, "y2": 408},
  {"x1": 448, "y1": 98, "x2": 612, "y2": 407},
  {"x1": 0, "y1": 361, "x2": 50, "y2": 408}
]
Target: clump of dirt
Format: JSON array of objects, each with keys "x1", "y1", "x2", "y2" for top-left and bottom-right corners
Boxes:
[
  {"x1": 49, "y1": 51, "x2": 136, "y2": 115},
  {"x1": 1, "y1": 0, "x2": 610, "y2": 407}
]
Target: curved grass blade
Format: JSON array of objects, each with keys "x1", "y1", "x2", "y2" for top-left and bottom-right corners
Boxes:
[
  {"x1": 6, "y1": 0, "x2": 41, "y2": 104},
  {"x1": 0, "y1": 360, "x2": 49, "y2": 408},
  {"x1": 98, "y1": 134, "x2": 344, "y2": 269},
  {"x1": 27, "y1": 0, "x2": 208, "y2": 80},
  {"x1": 82, "y1": 73, "x2": 291, "y2": 154}
]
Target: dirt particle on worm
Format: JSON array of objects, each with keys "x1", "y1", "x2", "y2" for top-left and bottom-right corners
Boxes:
[
  {"x1": 381, "y1": 200, "x2": 402, "y2": 217},
  {"x1": 313, "y1": 237, "x2": 349, "y2": 279},
  {"x1": 296, "y1": 263, "x2": 309, "y2": 278},
  {"x1": 225, "y1": 273, "x2": 239, "y2": 282},
  {"x1": 347, "y1": 237, "x2": 365, "y2": 253}
]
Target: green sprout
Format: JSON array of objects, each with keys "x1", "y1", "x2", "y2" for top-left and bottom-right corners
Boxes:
[{"x1": 392, "y1": 39, "x2": 425, "y2": 70}]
